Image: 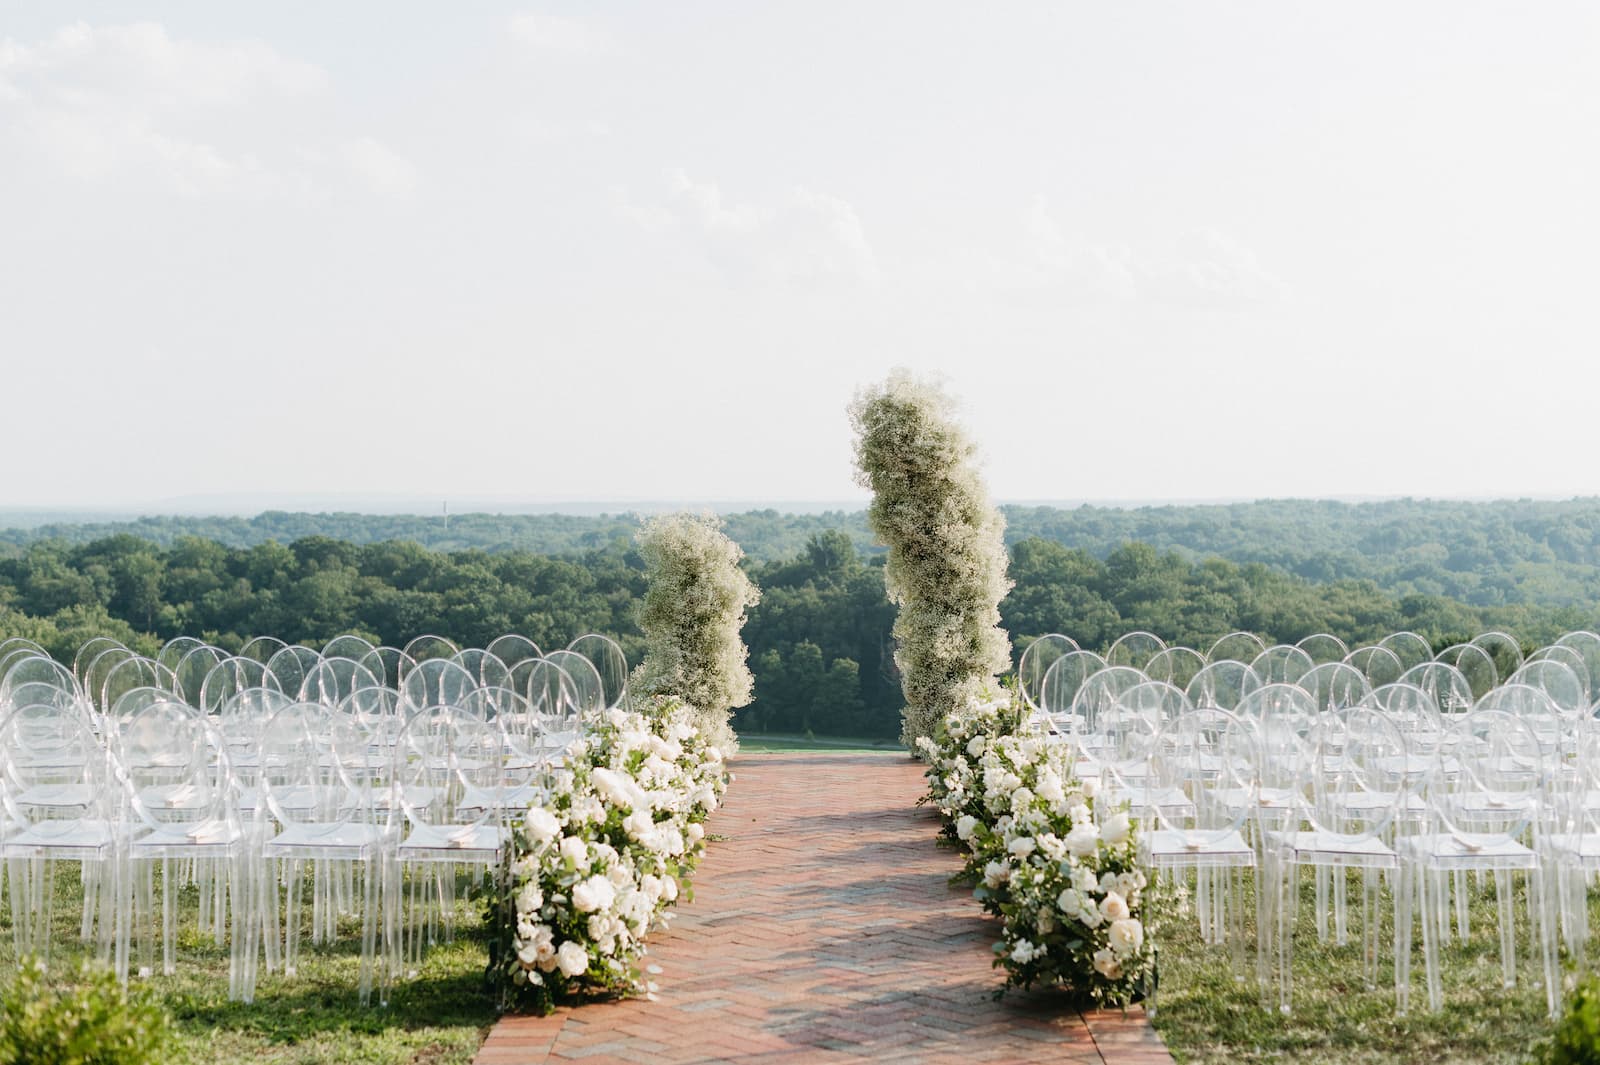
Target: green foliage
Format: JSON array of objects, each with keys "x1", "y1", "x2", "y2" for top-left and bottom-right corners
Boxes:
[
  {"x1": 850, "y1": 371, "x2": 1013, "y2": 747},
  {"x1": 0, "y1": 958, "x2": 175, "y2": 1065},
  {"x1": 1536, "y1": 973, "x2": 1600, "y2": 1065}
]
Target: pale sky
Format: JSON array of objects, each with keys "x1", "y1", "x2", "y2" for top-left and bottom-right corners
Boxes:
[{"x1": 2, "y1": 3, "x2": 1597, "y2": 509}]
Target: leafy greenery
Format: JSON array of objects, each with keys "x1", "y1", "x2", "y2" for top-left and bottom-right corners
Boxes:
[
  {"x1": 1535, "y1": 972, "x2": 1600, "y2": 1065},
  {"x1": 0, "y1": 958, "x2": 176, "y2": 1065},
  {"x1": 7, "y1": 501, "x2": 1600, "y2": 738}
]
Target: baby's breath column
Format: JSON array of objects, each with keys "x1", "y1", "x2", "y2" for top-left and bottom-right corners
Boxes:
[
  {"x1": 632, "y1": 512, "x2": 761, "y2": 755},
  {"x1": 848, "y1": 370, "x2": 1013, "y2": 750}
]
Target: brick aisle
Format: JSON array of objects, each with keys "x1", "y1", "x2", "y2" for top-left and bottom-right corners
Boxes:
[{"x1": 474, "y1": 752, "x2": 1174, "y2": 1065}]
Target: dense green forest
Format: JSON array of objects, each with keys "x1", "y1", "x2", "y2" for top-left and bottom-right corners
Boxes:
[
  {"x1": 4, "y1": 501, "x2": 1600, "y2": 738},
  {"x1": 5, "y1": 498, "x2": 1600, "y2": 608}
]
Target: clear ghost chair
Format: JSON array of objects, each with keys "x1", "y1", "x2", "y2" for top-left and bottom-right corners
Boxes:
[
  {"x1": 1478, "y1": 683, "x2": 1566, "y2": 758},
  {"x1": 1017, "y1": 634, "x2": 1081, "y2": 728},
  {"x1": 486, "y1": 634, "x2": 543, "y2": 672},
  {"x1": 1114, "y1": 682, "x2": 1196, "y2": 821},
  {"x1": 322, "y1": 634, "x2": 377, "y2": 662},
  {"x1": 1365, "y1": 684, "x2": 1444, "y2": 791},
  {"x1": 101, "y1": 658, "x2": 177, "y2": 719},
  {"x1": 72, "y1": 637, "x2": 125, "y2": 689},
  {"x1": 1146, "y1": 647, "x2": 1206, "y2": 692},
  {"x1": 201, "y1": 657, "x2": 282, "y2": 716},
  {"x1": 1080, "y1": 681, "x2": 1165, "y2": 815},
  {"x1": 1251, "y1": 645, "x2": 1315, "y2": 686},
  {"x1": 1296, "y1": 633, "x2": 1350, "y2": 666},
  {"x1": 1471, "y1": 631, "x2": 1526, "y2": 685},
  {"x1": 1185, "y1": 660, "x2": 1262, "y2": 712},
  {"x1": 0, "y1": 700, "x2": 120, "y2": 969},
  {"x1": 1346, "y1": 646, "x2": 1405, "y2": 689},
  {"x1": 157, "y1": 637, "x2": 208, "y2": 674},
  {"x1": 1229, "y1": 684, "x2": 1319, "y2": 838},
  {"x1": 402, "y1": 634, "x2": 460, "y2": 665},
  {"x1": 545, "y1": 650, "x2": 606, "y2": 716},
  {"x1": 1544, "y1": 717, "x2": 1600, "y2": 968},
  {"x1": 238, "y1": 635, "x2": 290, "y2": 665},
  {"x1": 1070, "y1": 665, "x2": 1148, "y2": 765},
  {"x1": 255, "y1": 702, "x2": 396, "y2": 1006},
  {"x1": 1509, "y1": 660, "x2": 1588, "y2": 726},
  {"x1": 265, "y1": 646, "x2": 324, "y2": 704},
  {"x1": 299, "y1": 657, "x2": 382, "y2": 707},
  {"x1": 1263, "y1": 706, "x2": 1411, "y2": 1013},
  {"x1": 401, "y1": 659, "x2": 478, "y2": 717},
  {"x1": 523, "y1": 659, "x2": 583, "y2": 756},
  {"x1": 1038, "y1": 650, "x2": 1109, "y2": 738},
  {"x1": 359, "y1": 646, "x2": 415, "y2": 692},
  {"x1": 1298, "y1": 662, "x2": 1372, "y2": 715},
  {"x1": 172, "y1": 645, "x2": 226, "y2": 707},
  {"x1": 1527, "y1": 645, "x2": 1593, "y2": 703},
  {"x1": 1107, "y1": 631, "x2": 1167, "y2": 673},
  {"x1": 113, "y1": 699, "x2": 248, "y2": 992},
  {"x1": 1399, "y1": 662, "x2": 1475, "y2": 721},
  {"x1": 1378, "y1": 632, "x2": 1435, "y2": 673},
  {"x1": 2, "y1": 654, "x2": 79, "y2": 699},
  {"x1": 1396, "y1": 708, "x2": 1556, "y2": 1017},
  {"x1": 341, "y1": 686, "x2": 402, "y2": 753},
  {"x1": 568, "y1": 634, "x2": 632, "y2": 711},
  {"x1": 1208, "y1": 631, "x2": 1268, "y2": 665},
  {"x1": 1140, "y1": 707, "x2": 1259, "y2": 997},
  {"x1": 1436, "y1": 642, "x2": 1500, "y2": 701},
  {"x1": 1554, "y1": 631, "x2": 1600, "y2": 703},
  {"x1": 450, "y1": 649, "x2": 511, "y2": 692},
  {"x1": 392, "y1": 706, "x2": 507, "y2": 969}
]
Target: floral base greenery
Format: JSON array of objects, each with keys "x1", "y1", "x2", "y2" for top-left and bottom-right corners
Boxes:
[
  {"x1": 486, "y1": 695, "x2": 730, "y2": 1013},
  {"x1": 915, "y1": 687, "x2": 1157, "y2": 1006}
]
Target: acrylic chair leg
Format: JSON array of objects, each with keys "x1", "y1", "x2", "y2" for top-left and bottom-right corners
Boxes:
[
  {"x1": 1420, "y1": 866, "x2": 1443, "y2": 1012},
  {"x1": 1395, "y1": 863, "x2": 1411, "y2": 1015},
  {"x1": 1495, "y1": 868, "x2": 1516, "y2": 990}
]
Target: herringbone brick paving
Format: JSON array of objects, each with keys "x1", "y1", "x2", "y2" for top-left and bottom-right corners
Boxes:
[{"x1": 475, "y1": 751, "x2": 1173, "y2": 1065}]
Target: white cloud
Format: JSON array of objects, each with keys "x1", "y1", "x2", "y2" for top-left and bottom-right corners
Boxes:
[
  {"x1": 617, "y1": 170, "x2": 881, "y2": 285},
  {"x1": 0, "y1": 21, "x2": 415, "y2": 203},
  {"x1": 340, "y1": 137, "x2": 419, "y2": 203},
  {"x1": 989, "y1": 197, "x2": 1285, "y2": 308},
  {"x1": 507, "y1": 14, "x2": 616, "y2": 56}
]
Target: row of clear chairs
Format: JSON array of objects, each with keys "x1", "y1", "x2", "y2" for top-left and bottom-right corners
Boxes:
[
  {"x1": 1014, "y1": 629, "x2": 1600, "y2": 1019},
  {"x1": 0, "y1": 631, "x2": 633, "y2": 1006}
]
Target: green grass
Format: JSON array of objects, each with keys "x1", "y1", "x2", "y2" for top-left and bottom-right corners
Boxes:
[
  {"x1": 735, "y1": 733, "x2": 906, "y2": 754},
  {"x1": 0, "y1": 865, "x2": 497, "y2": 1065},
  {"x1": 1152, "y1": 866, "x2": 1575, "y2": 1064}
]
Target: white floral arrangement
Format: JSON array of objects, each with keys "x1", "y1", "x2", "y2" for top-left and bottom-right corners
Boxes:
[
  {"x1": 489, "y1": 694, "x2": 729, "y2": 1012},
  {"x1": 918, "y1": 688, "x2": 1156, "y2": 1006}
]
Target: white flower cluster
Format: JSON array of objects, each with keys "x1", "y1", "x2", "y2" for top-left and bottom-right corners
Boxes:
[
  {"x1": 850, "y1": 370, "x2": 1014, "y2": 747},
  {"x1": 919, "y1": 689, "x2": 1154, "y2": 1006},
  {"x1": 496, "y1": 695, "x2": 728, "y2": 1010}
]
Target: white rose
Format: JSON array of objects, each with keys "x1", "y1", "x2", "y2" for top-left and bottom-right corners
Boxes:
[
  {"x1": 1109, "y1": 917, "x2": 1144, "y2": 956},
  {"x1": 1035, "y1": 769, "x2": 1066, "y2": 806},
  {"x1": 685, "y1": 822, "x2": 705, "y2": 843},
  {"x1": 1081, "y1": 776, "x2": 1100, "y2": 800},
  {"x1": 525, "y1": 807, "x2": 561, "y2": 846},
  {"x1": 1010, "y1": 938, "x2": 1039, "y2": 963},
  {"x1": 1010, "y1": 786, "x2": 1035, "y2": 811},
  {"x1": 515, "y1": 881, "x2": 544, "y2": 915},
  {"x1": 955, "y1": 815, "x2": 979, "y2": 842},
  {"x1": 1007, "y1": 835, "x2": 1037, "y2": 860},
  {"x1": 623, "y1": 809, "x2": 656, "y2": 843},
  {"x1": 1100, "y1": 891, "x2": 1130, "y2": 922},
  {"x1": 982, "y1": 860, "x2": 1011, "y2": 888},
  {"x1": 1092, "y1": 947, "x2": 1123, "y2": 980},
  {"x1": 559, "y1": 836, "x2": 590, "y2": 869},
  {"x1": 556, "y1": 940, "x2": 588, "y2": 977},
  {"x1": 1056, "y1": 887, "x2": 1082, "y2": 914},
  {"x1": 1065, "y1": 823, "x2": 1100, "y2": 857},
  {"x1": 572, "y1": 874, "x2": 618, "y2": 914},
  {"x1": 1102, "y1": 812, "x2": 1130, "y2": 846},
  {"x1": 967, "y1": 735, "x2": 987, "y2": 757},
  {"x1": 1069, "y1": 803, "x2": 1093, "y2": 825}
]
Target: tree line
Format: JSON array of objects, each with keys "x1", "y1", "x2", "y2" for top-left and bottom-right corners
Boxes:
[{"x1": 4, "y1": 524, "x2": 1595, "y2": 739}]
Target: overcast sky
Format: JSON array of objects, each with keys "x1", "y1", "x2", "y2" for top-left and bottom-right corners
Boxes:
[{"x1": 2, "y1": 3, "x2": 1596, "y2": 510}]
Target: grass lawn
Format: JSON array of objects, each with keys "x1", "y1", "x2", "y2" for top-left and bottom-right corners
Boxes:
[
  {"x1": 0, "y1": 865, "x2": 497, "y2": 1065},
  {"x1": 1152, "y1": 866, "x2": 1573, "y2": 1064},
  {"x1": 735, "y1": 733, "x2": 906, "y2": 754}
]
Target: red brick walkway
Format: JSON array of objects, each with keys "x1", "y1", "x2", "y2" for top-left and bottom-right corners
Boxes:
[{"x1": 475, "y1": 752, "x2": 1173, "y2": 1065}]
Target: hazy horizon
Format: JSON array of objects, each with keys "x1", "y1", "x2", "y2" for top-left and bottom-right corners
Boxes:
[{"x1": 4, "y1": 3, "x2": 1596, "y2": 506}]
